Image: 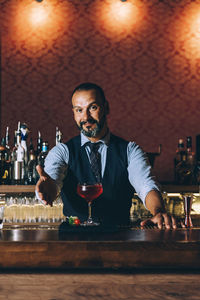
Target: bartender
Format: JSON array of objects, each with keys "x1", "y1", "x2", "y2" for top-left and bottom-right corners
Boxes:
[{"x1": 36, "y1": 82, "x2": 179, "y2": 229}]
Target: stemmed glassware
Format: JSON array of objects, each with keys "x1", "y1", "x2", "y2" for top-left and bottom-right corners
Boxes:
[
  {"x1": 182, "y1": 193, "x2": 193, "y2": 228},
  {"x1": 77, "y1": 182, "x2": 103, "y2": 226}
]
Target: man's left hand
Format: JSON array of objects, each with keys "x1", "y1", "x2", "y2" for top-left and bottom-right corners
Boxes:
[{"x1": 140, "y1": 212, "x2": 185, "y2": 229}]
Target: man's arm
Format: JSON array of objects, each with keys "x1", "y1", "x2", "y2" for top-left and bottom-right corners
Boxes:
[
  {"x1": 127, "y1": 142, "x2": 182, "y2": 229},
  {"x1": 35, "y1": 165, "x2": 58, "y2": 206},
  {"x1": 35, "y1": 143, "x2": 68, "y2": 205},
  {"x1": 141, "y1": 190, "x2": 178, "y2": 229}
]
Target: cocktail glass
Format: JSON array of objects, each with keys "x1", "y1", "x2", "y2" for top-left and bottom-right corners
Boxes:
[
  {"x1": 183, "y1": 194, "x2": 193, "y2": 228},
  {"x1": 77, "y1": 183, "x2": 103, "y2": 226}
]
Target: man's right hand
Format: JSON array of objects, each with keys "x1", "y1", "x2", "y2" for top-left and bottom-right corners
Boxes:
[{"x1": 35, "y1": 165, "x2": 58, "y2": 206}]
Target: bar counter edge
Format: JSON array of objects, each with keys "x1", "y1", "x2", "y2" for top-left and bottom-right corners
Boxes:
[{"x1": 0, "y1": 227, "x2": 200, "y2": 270}]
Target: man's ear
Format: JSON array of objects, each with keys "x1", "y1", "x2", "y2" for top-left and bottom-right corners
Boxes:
[{"x1": 104, "y1": 100, "x2": 110, "y2": 115}]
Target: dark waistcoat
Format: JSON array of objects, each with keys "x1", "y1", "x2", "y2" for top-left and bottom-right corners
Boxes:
[{"x1": 61, "y1": 134, "x2": 135, "y2": 225}]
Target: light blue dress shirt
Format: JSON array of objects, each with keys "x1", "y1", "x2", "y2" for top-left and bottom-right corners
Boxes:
[{"x1": 44, "y1": 131, "x2": 160, "y2": 207}]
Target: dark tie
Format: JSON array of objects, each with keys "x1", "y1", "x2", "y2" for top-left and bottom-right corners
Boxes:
[{"x1": 87, "y1": 142, "x2": 102, "y2": 182}]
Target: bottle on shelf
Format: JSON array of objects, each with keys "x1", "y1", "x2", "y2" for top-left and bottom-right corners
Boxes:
[
  {"x1": 5, "y1": 127, "x2": 10, "y2": 156},
  {"x1": 0, "y1": 138, "x2": 8, "y2": 184},
  {"x1": 20, "y1": 123, "x2": 29, "y2": 165},
  {"x1": 20, "y1": 123, "x2": 29, "y2": 184},
  {"x1": 174, "y1": 139, "x2": 186, "y2": 183},
  {"x1": 38, "y1": 141, "x2": 49, "y2": 168},
  {"x1": 36, "y1": 131, "x2": 42, "y2": 158},
  {"x1": 175, "y1": 137, "x2": 196, "y2": 185},
  {"x1": 56, "y1": 127, "x2": 62, "y2": 145},
  {"x1": 11, "y1": 122, "x2": 25, "y2": 185},
  {"x1": 0, "y1": 127, "x2": 11, "y2": 184},
  {"x1": 185, "y1": 136, "x2": 195, "y2": 184},
  {"x1": 27, "y1": 138, "x2": 37, "y2": 185},
  {"x1": 186, "y1": 136, "x2": 195, "y2": 163},
  {"x1": 195, "y1": 134, "x2": 200, "y2": 184}
]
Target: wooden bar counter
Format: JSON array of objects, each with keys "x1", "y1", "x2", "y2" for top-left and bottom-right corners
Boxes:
[
  {"x1": 1, "y1": 224, "x2": 200, "y2": 299},
  {"x1": 1, "y1": 186, "x2": 200, "y2": 299},
  {"x1": 0, "y1": 224, "x2": 200, "y2": 270}
]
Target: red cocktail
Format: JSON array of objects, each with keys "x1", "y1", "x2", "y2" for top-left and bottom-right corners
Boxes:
[{"x1": 77, "y1": 183, "x2": 103, "y2": 226}]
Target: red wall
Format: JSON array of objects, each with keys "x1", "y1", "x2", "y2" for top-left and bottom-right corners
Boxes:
[{"x1": 1, "y1": 0, "x2": 200, "y2": 183}]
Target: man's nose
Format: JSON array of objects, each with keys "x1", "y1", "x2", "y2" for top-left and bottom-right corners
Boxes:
[{"x1": 82, "y1": 109, "x2": 91, "y2": 121}]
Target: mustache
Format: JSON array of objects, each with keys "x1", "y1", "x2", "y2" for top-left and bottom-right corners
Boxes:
[{"x1": 80, "y1": 118, "x2": 98, "y2": 127}]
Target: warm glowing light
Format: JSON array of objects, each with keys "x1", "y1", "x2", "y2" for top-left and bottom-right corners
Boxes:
[
  {"x1": 110, "y1": 2, "x2": 136, "y2": 25},
  {"x1": 93, "y1": 0, "x2": 145, "y2": 39},
  {"x1": 9, "y1": 0, "x2": 71, "y2": 53},
  {"x1": 173, "y1": 3, "x2": 200, "y2": 61},
  {"x1": 29, "y1": 6, "x2": 49, "y2": 26},
  {"x1": 15, "y1": 1, "x2": 52, "y2": 29},
  {"x1": 190, "y1": 11, "x2": 200, "y2": 37}
]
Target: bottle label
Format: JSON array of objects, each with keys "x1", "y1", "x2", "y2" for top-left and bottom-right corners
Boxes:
[{"x1": 42, "y1": 146, "x2": 48, "y2": 152}]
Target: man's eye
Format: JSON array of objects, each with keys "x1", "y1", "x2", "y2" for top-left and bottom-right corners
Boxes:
[
  {"x1": 90, "y1": 105, "x2": 98, "y2": 111},
  {"x1": 75, "y1": 108, "x2": 82, "y2": 113}
]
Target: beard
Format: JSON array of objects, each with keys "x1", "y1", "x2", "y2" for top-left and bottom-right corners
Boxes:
[{"x1": 77, "y1": 115, "x2": 106, "y2": 138}]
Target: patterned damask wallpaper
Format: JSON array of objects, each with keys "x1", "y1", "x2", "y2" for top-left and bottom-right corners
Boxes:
[{"x1": 1, "y1": 0, "x2": 200, "y2": 183}]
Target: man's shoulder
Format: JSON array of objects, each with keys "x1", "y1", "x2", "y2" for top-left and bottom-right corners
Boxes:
[
  {"x1": 65, "y1": 135, "x2": 81, "y2": 146},
  {"x1": 110, "y1": 133, "x2": 129, "y2": 145}
]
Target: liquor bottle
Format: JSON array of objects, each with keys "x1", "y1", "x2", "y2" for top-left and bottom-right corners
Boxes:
[
  {"x1": 174, "y1": 139, "x2": 186, "y2": 183},
  {"x1": 36, "y1": 131, "x2": 42, "y2": 157},
  {"x1": 20, "y1": 123, "x2": 29, "y2": 184},
  {"x1": 27, "y1": 138, "x2": 37, "y2": 184},
  {"x1": 5, "y1": 127, "x2": 10, "y2": 158},
  {"x1": 20, "y1": 124, "x2": 29, "y2": 163},
  {"x1": 0, "y1": 139, "x2": 7, "y2": 184},
  {"x1": 195, "y1": 135, "x2": 200, "y2": 184},
  {"x1": 12, "y1": 122, "x2": 25, "y2": 185},
  {"x1": 175, "y1": 137, "x2": 195, "y2": 185},
  {"x1": 38, "y1": 141, "x2": 49, "y2": 168},
  {"x1": 56, "y1": 127, "x2": 62, "y2": 145},
  {"x1": 5, "y1": 127, "x2": 11, "y2": 183},
  {"x1": 185, "y1": 136, "x2": 195, "y2": 184},
  {"x1": 0, "y1": 137, "x2": 11, "y2": 184},
  {"x1": 186, "y1": 137, "x2": 195, "y2": 163}
]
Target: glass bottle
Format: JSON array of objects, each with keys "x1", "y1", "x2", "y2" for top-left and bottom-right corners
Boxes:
[
  {"x1": 36, "y1": 131, "x2": 42, "y2": 158},
  {"x1": 195, "y1": 135, "x2": 200, "y2": 184},
  {"x1": 12, "y1": 122, "x2": 25, "y2": 185},
  {"x1": 27, "y1": 138, "x2": 37, "y2": 185},
  {"x1": 56, "y1": 127, "x2": 62, "y2": 145},
  {"x1": 38, "y1": 141, "x2": 49, "y2": 168},
  {"x1": 175, "y1": 137, "x2": 195, "y2": 185},
  {"x1": 174, "y1": 139, "x2": 186, "y2": 183},
  {"x1": 0, "y1": 140, "x2": 7, "y2": 185}
]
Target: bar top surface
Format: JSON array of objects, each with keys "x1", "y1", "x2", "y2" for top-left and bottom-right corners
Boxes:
[
  {"x1": 0, "y1": 225, "x2": 200, "y2": 269},
  {"x1": 1, "y1": 224, "x2": 200, "y2": 243}
]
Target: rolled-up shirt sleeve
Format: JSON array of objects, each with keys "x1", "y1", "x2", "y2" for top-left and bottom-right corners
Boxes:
[
  {"x1": 44, "y1": 143, "x2": 69, "y2": 192},
  {"x1": 127, "y1": 142, "x2": 160, "y2": 207}
]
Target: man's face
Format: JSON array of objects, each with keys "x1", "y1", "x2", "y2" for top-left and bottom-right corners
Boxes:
[{"x1": 72, "y1": 89, "x2": 107, "y2": 138}]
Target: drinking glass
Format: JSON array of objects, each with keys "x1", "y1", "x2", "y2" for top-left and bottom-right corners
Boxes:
[
  {"x1": 77, "y1": 182, "x2": 103, "y2": 226},
  {"x1": 0, "y1": 194, "x2": 6, "y2": 229},
  {"x1": 183, "y1": 194, "x2": 193, "y2": 228}
]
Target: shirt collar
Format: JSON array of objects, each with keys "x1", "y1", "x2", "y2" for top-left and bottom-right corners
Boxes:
[{"x1": 81, "y1": 130, "x2": 110, "y2": 147}]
